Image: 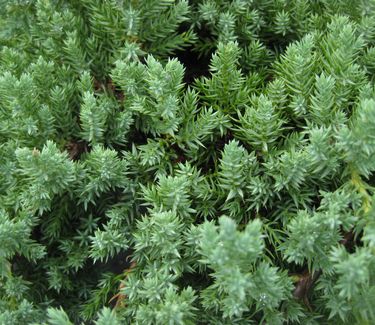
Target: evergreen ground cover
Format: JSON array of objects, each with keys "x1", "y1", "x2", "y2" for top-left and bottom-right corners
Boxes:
[{"x1": 1, "y1": 1, "x2": 375, "y2": 324}]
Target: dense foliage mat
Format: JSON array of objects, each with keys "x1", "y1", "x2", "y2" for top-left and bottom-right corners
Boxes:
[{"x1": 1, "y1": 1, "x2": 375, "y2": 324}]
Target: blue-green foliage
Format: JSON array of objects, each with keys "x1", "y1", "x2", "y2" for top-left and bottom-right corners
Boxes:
[{"x1": 1, "y1": 1, "x2": 375, "y2": 324}]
